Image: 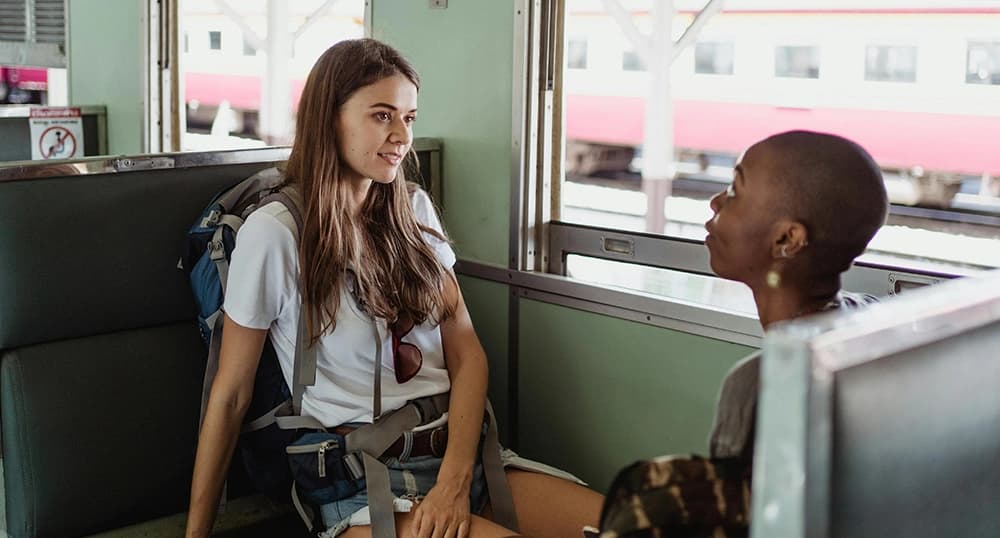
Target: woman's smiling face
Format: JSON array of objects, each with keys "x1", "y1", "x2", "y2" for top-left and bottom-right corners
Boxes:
[{"x1": 335, "y1": 74, "x2": 418, "y2": 185}]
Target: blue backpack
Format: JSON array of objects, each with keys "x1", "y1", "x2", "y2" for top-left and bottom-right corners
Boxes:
[{"x1": 178, "y1": 167, "x2": 307, "y2": 502}]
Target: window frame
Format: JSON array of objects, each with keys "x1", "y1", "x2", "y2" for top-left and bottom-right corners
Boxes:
[{"x1": 508, "y1": 0, "x2": 994, "y2": 347}]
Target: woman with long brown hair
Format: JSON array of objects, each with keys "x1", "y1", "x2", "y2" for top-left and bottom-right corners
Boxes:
[{"x1": 185, "y1": 39, "x2": 601, "y2": 538}]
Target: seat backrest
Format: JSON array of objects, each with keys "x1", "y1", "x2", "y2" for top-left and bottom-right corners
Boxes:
[{"x1": 0, "y1": 156, "x2": 283, "y2": 537}]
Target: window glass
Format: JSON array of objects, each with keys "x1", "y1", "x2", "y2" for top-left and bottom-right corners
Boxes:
[
  {"x1": 567, "y1": 36, "x2": 588, "y2": 69},
  {"x1": 966, "y1": 41, "x2": 1000, "y2": 85},
  {"x1": 180, "y1": 0, "x2": 365, "y2": 151},
  {"x1": 865, "y1": 45, "x2": 917, "y2": 82},
  {"x1": 622, "y1": 49, "x2": 645, "y2": 71},
  {"x1": 0, "y1": 66, "x2": 64, "y2": 105},
  {"x1": 561, "y1": 1, "x2": 1000, "y2": 276},
  {"x1": 208, "y1": 30, "x2": 222, "y2": 51},
  {"x1": 775, "y1": 45, "x2": 820, "y2": 78},
  {"x1": 694, "y1": 41, "x2": 733, "y2": 75},
  {"x1": 567, "y1": 255, "x2": 757, "y2": 315}
]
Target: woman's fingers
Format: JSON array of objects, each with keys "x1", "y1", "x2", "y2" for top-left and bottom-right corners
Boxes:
[
  {"x1": 413, "y1": 508, "x2": 430, "y2": 538},
  {"x1": 411, "y1": 508, "x2": 466, "y2": 538}
]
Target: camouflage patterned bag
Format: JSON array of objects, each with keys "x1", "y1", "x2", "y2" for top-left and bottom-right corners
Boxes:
[{"x1": 598, "y1": 455, "x2": 752, "y2": 538}]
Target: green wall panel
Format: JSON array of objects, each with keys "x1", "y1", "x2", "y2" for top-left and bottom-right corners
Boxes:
[
  {"x1": 68, "y1": 0, "x2": 144, "y2": 156},
  {"x1": 517, "y1": 299, "x2": 754, "y2": 491},
  {"x1": 372, "y1": 1, "x2": 513, "y2": 266},
  {"x1": 457, "y1": 275, "x2": 511, "y2": 444}
]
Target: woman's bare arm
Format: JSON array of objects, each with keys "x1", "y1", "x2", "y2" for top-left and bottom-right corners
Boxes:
[
  {"x1": 411, "y1": 274, "x2": 490, "y2": 538},
  {"x1": 185, "y1": 315, "x2": 267, "y2": 538}
]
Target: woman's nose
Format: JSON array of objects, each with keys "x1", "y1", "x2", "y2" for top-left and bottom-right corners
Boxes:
[
  {"x1": 389, "y1": 119, "x2": 411, "y2": 146},
  {"x1": 709, "y1": 190, "x2": 724, "y2": 213}
]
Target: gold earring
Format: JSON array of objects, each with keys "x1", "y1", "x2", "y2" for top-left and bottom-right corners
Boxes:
[{"x1": 766, "y1": 270, "x2": 781, "y2": 288}]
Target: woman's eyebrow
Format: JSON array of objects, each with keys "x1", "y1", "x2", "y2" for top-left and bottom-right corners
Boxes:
[{"x1": 369, "y1": 102, "x2": 418, "y2": 113}]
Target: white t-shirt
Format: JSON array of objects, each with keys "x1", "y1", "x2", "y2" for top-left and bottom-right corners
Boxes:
[{"x1": 224, "y1": 187, "x2": 456, "y2": 428}]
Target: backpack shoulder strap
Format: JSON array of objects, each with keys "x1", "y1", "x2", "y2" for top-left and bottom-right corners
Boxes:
[{"x1": 259, "y1": 183, "x2": 304, "y2": 238}]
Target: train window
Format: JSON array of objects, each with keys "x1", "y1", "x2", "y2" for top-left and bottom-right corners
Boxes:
[
  {"x1": 555, "y1": 1, "x2": 1000, "y2": 299},
  {"x1": 208, "y1": 31, "x2": 222, "y2": 51},
  {"x1": 865, "y1": 45, "x2": 917, "y2": 83},
  {"x1": 179, "y1": 1, "x2": 365, "y2": 151},
  {"x1": 694, "y1": 42, "x2": 734, "y2": 75},
  {"x1": 565, "y1": 255, "x2": 757, "y2": 315},
  {"x1": 966, "y1": 41, "x2": 1000, "y2": 85},
  {"x1": 775, "y1": 45, "x2": 820, "y2": 79},
  {"x1": 567, "y1": 36, "x2": 588, "y2": 69},
  {"x1": 622, "y1": 49, "x2": 645, "y2": 72},
  {"x1": 0, "y1": 0, "x2": 64, "y2": 70},
  {"x1": 243, "y1": 37, "x2": 257, "y2": 57}
]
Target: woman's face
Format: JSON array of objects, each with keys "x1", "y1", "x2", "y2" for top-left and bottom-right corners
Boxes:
[
  {"x1": 704, "y1": 143, "x2": 784, "y2": 284},
  {"x1": 336, "y1": 74, "x2": 418, "y2": 185}
]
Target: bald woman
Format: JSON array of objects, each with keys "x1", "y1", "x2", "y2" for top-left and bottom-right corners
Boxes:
[
  {"x1": 598, "y1": 131, "x2": 890, "y2": 536},
  {"x1": 706, "y1": 130, "x2": 889, "y2": 460}
]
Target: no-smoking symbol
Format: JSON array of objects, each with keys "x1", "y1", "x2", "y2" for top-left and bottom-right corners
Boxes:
[{"x1": 38, "y1": 126, "x2": 77, "y2": 159}]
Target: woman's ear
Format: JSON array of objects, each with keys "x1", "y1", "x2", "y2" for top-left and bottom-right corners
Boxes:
[{"x1": 770, "y1": 220, "x2": 810, "y2": 259}]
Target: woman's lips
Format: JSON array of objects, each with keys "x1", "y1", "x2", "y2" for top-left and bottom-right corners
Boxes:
[{"x1": 378, "y1": 152, "x2": 402, "y2": 165}]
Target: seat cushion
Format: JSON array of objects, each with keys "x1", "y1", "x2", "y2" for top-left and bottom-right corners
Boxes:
[
  {"x1": 1, "y1": 323, "x2": 205, "y2": 537},
  {"x1": 0, "y1": 162, "x2": 277, "y2": 350}
]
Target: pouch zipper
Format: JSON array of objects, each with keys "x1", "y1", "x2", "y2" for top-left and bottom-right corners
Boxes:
[{"x1": 286, "y1": 439, "x2": 340, "y2": 478}]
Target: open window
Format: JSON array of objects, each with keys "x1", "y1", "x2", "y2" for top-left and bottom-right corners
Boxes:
[{"x1": 544, "y1": 0, "x2": 1000, "y2": 309}]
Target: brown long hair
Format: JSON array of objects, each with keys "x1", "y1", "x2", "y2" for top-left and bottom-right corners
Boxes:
[{"x1": 285, "y1": 38, "x2": 454, "y2": 344}]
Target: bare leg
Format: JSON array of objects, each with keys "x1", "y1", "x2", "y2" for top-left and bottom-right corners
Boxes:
[
  {"x1": 340, "y1": 510, "x2": 521, "y2": 538},
  {"x1": 483, "y1": 469, "x2": 604, "y2": 538}
]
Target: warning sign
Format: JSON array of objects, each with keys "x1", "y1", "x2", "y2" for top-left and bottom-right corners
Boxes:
[{"x1": 29, "y1": 107, "x2": 84, "y2": 160}]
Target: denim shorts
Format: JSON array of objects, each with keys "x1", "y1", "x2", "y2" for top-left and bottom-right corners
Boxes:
[
  {"x1": 317, "y1": 447, "x2": 585, "y2": 537},
  {"x1": 318, "y1": 453, "x2": 488, "y2": 538}
]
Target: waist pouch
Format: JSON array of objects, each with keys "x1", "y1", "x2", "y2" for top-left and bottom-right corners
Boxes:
[{"x1": 286, "y1": 431, "x2": 366, "y2": 505}]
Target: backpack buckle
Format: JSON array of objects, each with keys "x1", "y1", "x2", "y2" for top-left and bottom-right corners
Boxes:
[
  {"x1": 343, "y1": 452, "x2": 365, "y2": 480},
  {"x1": 200, "y1": 209, "x2": 222, "y2": 228},
  {"x1": 208, "y1": 239, "x2": 225, "y2": 261}
]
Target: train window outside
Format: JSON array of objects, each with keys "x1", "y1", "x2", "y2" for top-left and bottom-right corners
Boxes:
[
  {"x1": 178, "y1": 1, "x2": 364, "y2": 151},
  {"x1": 966, "y1": 41, "x2": 1000, "y2": 85},
  {"x1": 694, "y1": 42, "x2": 734, "y2": 75},
  {"x1": 622, "y1": 49, "x2": 645, "y2": 71},
  {"x1": 556, "y1": 1, "x2": 1000, "y2": 304},
  {"x1": 775, "y1": 45, "x2": 820, "y2": 79},
  {"x1": 865, "y1": 45, "x2": 917, "y2": 83},
  {"x1": 568, "y1": 36, "x2": 589, "y2": 69},
  {"x1": 565, "y1": 255, "x2": 756, "y2": 316},
  {"x1": 208, "y1": 31, "x2": 222, "y2": 51},
  {"x1": 243, "y1": 37, "x2": 257, "y2": 57}
]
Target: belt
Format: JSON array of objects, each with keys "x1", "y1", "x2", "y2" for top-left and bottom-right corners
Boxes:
[{"x1": 332, "y1": 425, "x2": 448, "y2": 459}]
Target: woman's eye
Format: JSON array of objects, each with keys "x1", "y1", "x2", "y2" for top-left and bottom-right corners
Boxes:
[
  {"x1": 404, "y1": 115, "x2": 417, "y2": 125},
  {"x1": 726, "y1": 183, "x2": 736, "y2": 198},
  {"x1": 375, "y1": 111, "x2": 391, "y2": 122}
]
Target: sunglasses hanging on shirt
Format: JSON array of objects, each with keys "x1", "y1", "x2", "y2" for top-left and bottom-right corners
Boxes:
[{"x1": 345, "y1": 269, "x2": 423, "y2": 384}]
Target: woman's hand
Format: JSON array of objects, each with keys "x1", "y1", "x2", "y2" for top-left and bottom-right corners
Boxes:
[{"x1": 411, "y1": 471, "x2": 473, "y2": 538}]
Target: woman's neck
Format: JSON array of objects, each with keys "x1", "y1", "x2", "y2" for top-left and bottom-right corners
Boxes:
[
  {"x1": 752, "y1": 279, "x2": 839, "y2": 329},
  {"x1": 343, "y1": 173, "x2": 372, "y2": 217}
]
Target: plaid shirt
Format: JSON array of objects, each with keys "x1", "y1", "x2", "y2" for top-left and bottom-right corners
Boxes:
[{"x1": 599, "y1": 292, "x2": 877, "y2": 537}]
